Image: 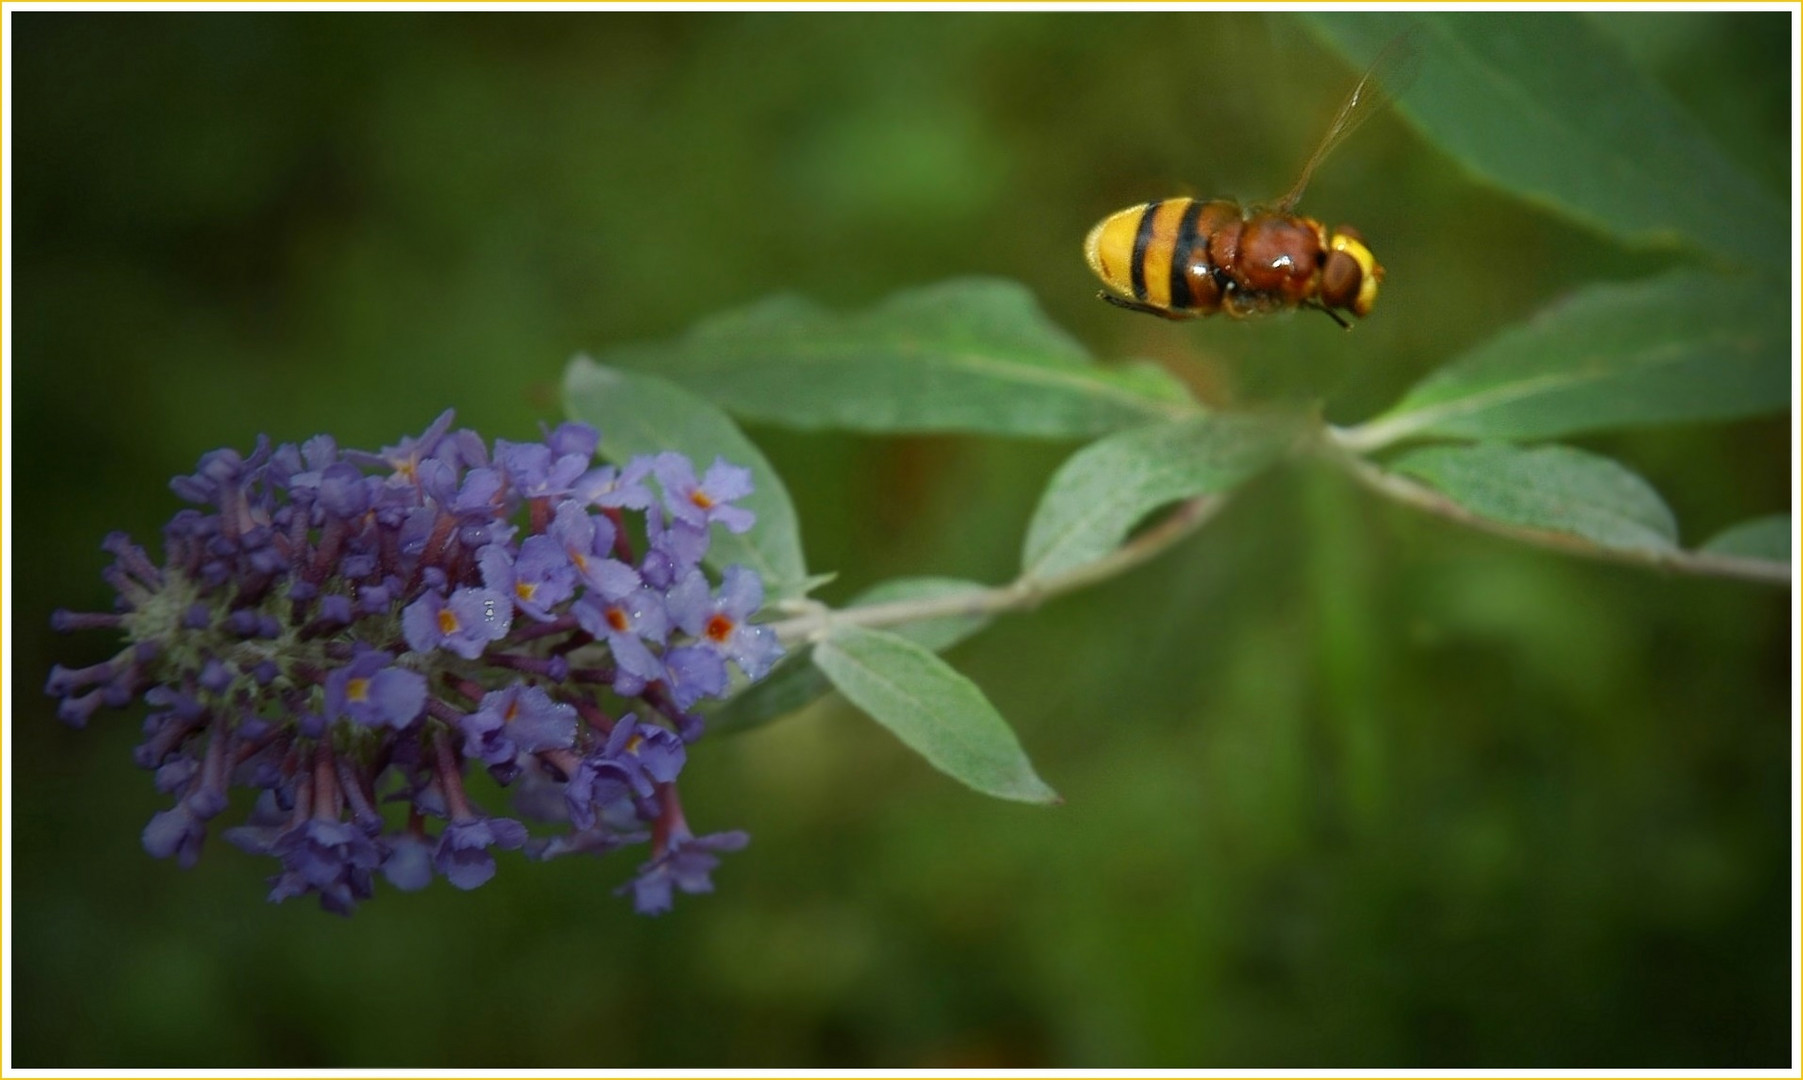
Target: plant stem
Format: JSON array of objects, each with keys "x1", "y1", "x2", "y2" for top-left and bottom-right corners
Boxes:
[
  {"x1": 765, "y1": 493, "x2": 1227, "y2": 645},
  {"x1": 1317, "y1": 427, "x2": 1791, "y2": 587},
  {"x1": 768, "y1": 417, "x2": 1785, "y2": 648}
]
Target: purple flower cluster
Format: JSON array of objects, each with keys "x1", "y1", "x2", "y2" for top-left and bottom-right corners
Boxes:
[{"x1": 47, "y1": 410, "x2": 781, "y2": 915}]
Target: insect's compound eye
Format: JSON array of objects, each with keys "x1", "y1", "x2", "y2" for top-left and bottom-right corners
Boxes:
[
  {"x1": 1322, "y1": 249, "x2": 1362, "y2": 309},
  {"x1": 1328, "y1": 232, "x2": 1382, "y2": 316}
]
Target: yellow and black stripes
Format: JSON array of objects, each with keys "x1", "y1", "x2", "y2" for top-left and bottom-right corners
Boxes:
[
  {"x1": 1085, "y1": 197, "x2": 1226, "y2": 318},
  {"x1": 1124, "y1": 198, "x2": 1192, "y2": 312},
  {"x1": 1166, "y1": 199, "x2": 1206, "y2": 311},
  {"x1": 1128, "y1": 201, "x2": 1159, "y2": 302}
]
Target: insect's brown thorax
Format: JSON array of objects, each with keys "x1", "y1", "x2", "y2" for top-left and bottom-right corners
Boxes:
[{"x1": 1234, "y1": 213, "x2": 1328, "y2": 303}]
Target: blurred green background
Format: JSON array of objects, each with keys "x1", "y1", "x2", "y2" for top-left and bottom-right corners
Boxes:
[{"x1": 9, "y1": 11, "x2": 1793, "y2": 1067}]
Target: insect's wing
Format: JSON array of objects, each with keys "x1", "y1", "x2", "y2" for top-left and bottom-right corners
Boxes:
[{"x1": 1273, "y1": 28, "x2": 1422, "y2": 213}]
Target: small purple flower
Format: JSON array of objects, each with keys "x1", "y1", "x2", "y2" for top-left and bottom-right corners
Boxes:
[
  {"x1": 662, "y1": 644, "x2": 729, "y2": 712},
  {"x1": 495, "y1": 436, "x2": 594, "y2": 500},
  {"x1": 622, "y1": 827, "x2": 750, "y2": 916},
  {"x1": 381, "y1": 832, "x2": 436, "y2": 892},
  {"x1": 640, "y1": 506, "x2": 710, "y2": 590},
  {"x1": 155, "y1": 755, "x2": 201, "y2": 794},
  {"x1": 401, "y1": 586, "x2": 513, "y2": 659},
  {"x1": 447, "y1": 466, "x2": 508, "y2": 520},
  {"x1": 435, "y1": 816, "x2": 529, "y2": 890},
  {"x1": 459, "y1": 682, "x2": 577, "y2": 771},
  {"x1": 270, "y1": 818, "x2": 383, "y2": 913},
  {"x1": 652, "y1": 452, "x2": 756, "y2": 533},
  {"x1": 667, "y1": 565, "x2": 783, "y2": 680},
  {"x1": 345, "y1": 408, "x2": 456, "y2": 486},
  {"x1": 547, "y1": 500, "x2": 638, "y2": 595},
  {"x1": 540, "y1": 420, "x2": 600, "y2": 461},
  {"x1": 309, "y1": 461, "x2": 375, "y2": 520},
  {"x1": 563, "y1": 756, "x2": 638, "y2": 832},
  {"x1": 324, "y1": 650, "x2": 428, "y2": 729},
  {"x1": 142, "y1": 802, "x2": 209, "y2": 868},
  {"x1": 479, "y1": 538, "x2": 575, "y2": 623},
  {"x1": 565, "y1": 713, "x2": 686, "y2": 828},
  {"x1": 573, "y1": 586, "x2": 670, "y2": 696},
  {"x1": 609, "y1": 714, "x2": 686, "y2": 788},
  {"x1": 437, "y1": 427, "x2": 492, "y2": 473},
  {"x1": 563, "y1": 508, "x2": 670, "y2": 694},
  {"x1": 45, "y1": 653, "x2": 143, "y2": 728},
  {"x1": 168, "y1": 439, "x2": 273, "y2": 526},
  {"x1": 572, "y1": 454, "x2": 655, "y2": 511}
]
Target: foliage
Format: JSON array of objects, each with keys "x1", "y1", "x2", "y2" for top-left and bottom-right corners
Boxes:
[
  {"x1": 1310, "y1": 12, "x2": 1787, "y2": 270},
  {"x1": 573, "y1": 12, "x2": 1791, "y2": 792}
]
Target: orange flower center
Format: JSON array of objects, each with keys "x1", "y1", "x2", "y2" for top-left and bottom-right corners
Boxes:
[
  {"x1": 705, "y1": 614, "x2": 735, "y2": 643},
  {"x1": 605, "y1": 607, "x2": 630, "y2": 633}
]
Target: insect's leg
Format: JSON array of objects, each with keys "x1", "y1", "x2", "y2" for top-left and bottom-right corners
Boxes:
[
  {"x1": 1309, "y1": 302, "x2": 1353, "y2": 330},
  {"x1": 1099, "y1": 292, "x2": 1189, "y2": 321}
]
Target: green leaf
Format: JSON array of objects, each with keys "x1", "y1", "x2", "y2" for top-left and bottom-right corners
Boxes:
[
  {"x1": 1308, "y1": 12, "x2": 1785, "y2": 269},
  {"x1": 1391, "y1": 442, "x2": 1678, "y2": 554},
  {"x1": 1022, "y1": 413, "x2": 1300, "y2": 578},
  {"x1": 706, "y1": 577, "x2": 993, "y2": 737},
  {"x1": 562, "y1": 357, "x2": 809, "y2": 599},
  {"x1": 814, "y1": 624, "x2": 1059, "y2": 804},
  {"x1": 1700, "y1": 514, "x2": 1791, "y2": 562},
  {"x1": 702, "y1": 651, "x2": 831, "y2": 738},
  {"x1": 1351, "y1": 270, "x2": 1788, "y2": 447},
  {"x1": 593, "y1": 277, "x2": 1198, "y2": 437}
]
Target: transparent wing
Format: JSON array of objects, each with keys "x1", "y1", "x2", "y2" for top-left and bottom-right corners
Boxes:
[{"x1": 1274, "y1": 28, "x2": 1422, "y2": 213}]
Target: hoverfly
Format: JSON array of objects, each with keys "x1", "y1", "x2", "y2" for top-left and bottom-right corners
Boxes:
[{"x1": 1084, "y1": 32, "x2": 1418, "y2": 328}]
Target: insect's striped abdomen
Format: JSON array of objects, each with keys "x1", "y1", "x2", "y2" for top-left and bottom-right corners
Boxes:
[
  {"x1": 1085, "y1": 198, "x2": 1185, "y2": 311},
  {"x1": 1084, "y1": 198, "x2": 1242, "y2": 318}
]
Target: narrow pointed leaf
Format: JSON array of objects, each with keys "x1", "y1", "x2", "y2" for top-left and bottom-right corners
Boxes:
[
  {"x1": 1700, "y1": 515, "x2": 1791, "y2": 562},
  {"x1": 563, "y1": 357, "x2": 809, "y2": 599},
  {"x1": 707, "y1": 577, "x2": 993, "y2": 737},
  {"x1": 1023, "y1": 413, "x2": 1299, "y2": 578},
  {"x1": 593, "y1": 277, "x2": 1198, "y2": 437},
  {"x1": 1352, "y1": 271, "x2": 1788, "y2": 447},
  {"x1": 815, "y1": 624, "x2": 1058, "y2": 804},
  {"x1": 1310, "y1": 13, "x2": 1785, "y2": 269},
  {"x1": 1391, "y1": 442, "x2": 1678, "y2": 555}
]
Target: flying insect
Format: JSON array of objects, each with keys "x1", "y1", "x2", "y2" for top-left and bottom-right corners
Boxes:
[{"x1": 1084, "y1": 33, "x2": 1418, "y2": 328}]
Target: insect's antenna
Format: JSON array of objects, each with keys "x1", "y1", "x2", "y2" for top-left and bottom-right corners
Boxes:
[{"x1": 1276, "y1": 28, "x2": 1423, "y2": 214}]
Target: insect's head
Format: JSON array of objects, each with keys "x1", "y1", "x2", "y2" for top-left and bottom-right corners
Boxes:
[{"x1": 1322, "y1": 226, "x2": 1382, "y2": 317}]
